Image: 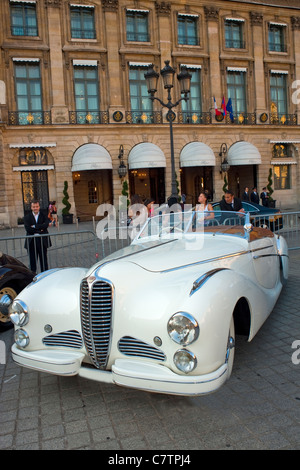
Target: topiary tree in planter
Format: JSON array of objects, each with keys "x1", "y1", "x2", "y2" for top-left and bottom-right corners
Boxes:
[
  {"x1": 267, "y1": 168, "x2": 276, "y2": 207},
  {"x1": 62, "y1": 180, "x2": 73, "y2": 223}
]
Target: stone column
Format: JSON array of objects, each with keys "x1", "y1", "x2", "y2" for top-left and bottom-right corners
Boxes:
[
  {"x1": 292, "y1": 16, "x2": 300, "y2": 125},
  {"x1": 45, "y1": 0, "x2": 69, "y2": 123},
  {"x1": 250, "y1": 12, "x2": 267, "y2": 124},
  {"x1": 204, "y1": 7, "x2": 221, "y2": 118},
  {"x1": 102, "y1": 0, "x2": 123, "y2": 122}
]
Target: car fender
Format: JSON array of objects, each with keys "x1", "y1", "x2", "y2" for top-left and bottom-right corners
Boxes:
[
  {"x1": 276, "y1": 235, "x2": 289, "y2": 285},
  {"x1": 13, "y1": 267, "x2": 88, "y2": 351}
]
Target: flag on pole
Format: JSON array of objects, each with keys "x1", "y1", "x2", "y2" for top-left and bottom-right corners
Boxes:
[
  {"x1": 213, "y1": 97, "x2": 222, "y2": 116},
  {"x1": 226, "y1": 98, "x2": 234, "y2": 122},
  {"x1": 221, "y1": 96, "x2": 227, "y2": 116}
]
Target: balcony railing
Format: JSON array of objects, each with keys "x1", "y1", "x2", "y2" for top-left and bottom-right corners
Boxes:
[
  {"x1": 125, "y1": 110, "x2": 163, "y2": 124},
  {"x1": 177, "y1": 111, "x2": 211, "y2": 124},
  {"x1": 269, "y1": 113, "x2": 297, "y2": 125},
  {"x1": 8, "y1": 111, "x2": 51, "y2": 126},
  {"x1": 69, "y1": 111, "x2": 109, "y2": 124}
]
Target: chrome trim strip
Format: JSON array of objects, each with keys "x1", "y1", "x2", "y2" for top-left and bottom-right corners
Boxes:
[
  {"x1": 190, "y1": 268, "x2": 229, "y2": 296},
  {"x1": 156, "y1": 245, "x2": 275, "y2": 274}
]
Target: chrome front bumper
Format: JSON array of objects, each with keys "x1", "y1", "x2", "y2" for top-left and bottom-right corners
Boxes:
[{"x1": 11, "y1": 346, "x2": 228, "y2": 396}]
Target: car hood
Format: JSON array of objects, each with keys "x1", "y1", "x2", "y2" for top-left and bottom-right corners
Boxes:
[{"x1": 90, "y1": 234, "x2": 248, "y2": 274}]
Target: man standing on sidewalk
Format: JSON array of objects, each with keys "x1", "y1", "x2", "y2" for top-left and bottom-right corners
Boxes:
[{"x1": 24, "y1": 200, "x2": 51, "y2": 273}]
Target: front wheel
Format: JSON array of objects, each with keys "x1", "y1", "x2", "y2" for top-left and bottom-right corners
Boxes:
[
  {"x1": 225, "y1": 316, "x2": 235, "y2": 379},
  {"x1": 0, "y1": 286, "x2": 18, "y2": 331}
]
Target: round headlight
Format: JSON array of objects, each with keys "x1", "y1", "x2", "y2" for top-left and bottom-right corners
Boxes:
[
  {"x1": 167, "y1": 312, "x2": 199, "y2": 345},
  {"x1": 174, "y1": 349, "x2": 197, "y2": 373},
  {"x1": 9, "y1": 300, "x2": 29, "y2": 327},
  {"x1": 14, "y1": 329, "x2": 30, "y2": 348}
]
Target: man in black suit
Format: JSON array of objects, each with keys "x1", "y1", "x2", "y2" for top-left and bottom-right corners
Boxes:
[
  {"x1": 219, "y1": 190, "x2": 245, "y2": 223},
  {"x1": 260, "y1": 187, "x2": 269, "y2": 207},
  {"x1": 220, "y1": 190, "x2": 245, "y2": 213},
  {"x1": 24, "y1": 200, "x2": 51, "y2": 272},
  {"x1": 250, "y1": 187, "x2": 259, "y2": 204}
]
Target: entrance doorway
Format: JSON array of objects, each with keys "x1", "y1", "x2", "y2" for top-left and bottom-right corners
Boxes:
[
  {"x1": 129, "y1": 168, "x2": 165, "y2": 204},
  {"x1": 21, "y1": 170, "x2": 49, "y2": 215},
  {"x1": 73, "y1": 169, "x2": 113, "y2": 221},
  {"x1": 180, "y1": 167, "x2": 214, "y2": 206},
  {"x1": 228, "y1": 165, "x2": 257, "y2": 198}
]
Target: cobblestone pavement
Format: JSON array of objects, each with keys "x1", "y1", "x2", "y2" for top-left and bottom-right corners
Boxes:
[{"x1": 0, "y1": 251, "x2": 300, "y2": 450}]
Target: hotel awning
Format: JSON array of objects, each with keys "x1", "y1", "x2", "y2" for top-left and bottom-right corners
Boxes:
[
  {"x1": 128, "y1": 143, "x2": 166, "y2": 169},
  {"x1": 180, "y1": 142, "x2": 215, "y2": 167},
  {"x1": 227, "y1": 141, "x2": 262, "y2": 165},
  {"x1": 71, "y1": 144, "x2": 112, "y2": 171}
]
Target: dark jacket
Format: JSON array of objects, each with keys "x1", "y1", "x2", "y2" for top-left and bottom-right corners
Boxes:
[
  {"x1": 24, "y1": 211, "x2": 51, "y2": 250},
  {"x1": 250, "y1": 191, "x2": 259, "y2": 204},
  {"x1": 219, "y1": 197, "x2": 243, "y2": 212}
]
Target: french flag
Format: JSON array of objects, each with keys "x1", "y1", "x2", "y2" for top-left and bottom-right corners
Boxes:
[{"x1": 213, "y1": 97, "x2": 222, "y2": 116}]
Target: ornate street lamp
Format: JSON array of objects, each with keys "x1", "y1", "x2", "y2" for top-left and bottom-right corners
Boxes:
[
  {"x1": 118, "y1": 144, "x2": 127, "y2": 178},
  {"x1": 219, "y1": 143, "x2": 230, "y2": 173},
  {"x1": 145, "y1": 61, "x2": 191, "y2": 198}
]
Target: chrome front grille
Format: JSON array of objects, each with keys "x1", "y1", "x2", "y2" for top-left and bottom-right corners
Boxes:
[
  {"x1": 118, "y1": 336, "x2": 166, "y2": 361},
  {"x1": 42, "y1": 330, "x2": 83, "y2": 349},
  {"x1": 80, "y1": 278, "x2": 113, "y2": 369}
]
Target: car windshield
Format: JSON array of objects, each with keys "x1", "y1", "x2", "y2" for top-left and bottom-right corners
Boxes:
[{"x1": 135, "y1": 210, "x2": 249, "y2": 241}]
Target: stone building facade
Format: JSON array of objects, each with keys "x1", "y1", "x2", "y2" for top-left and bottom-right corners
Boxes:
[{"x1": 0, "y1": 0, "x2": 300, "y2": 226}]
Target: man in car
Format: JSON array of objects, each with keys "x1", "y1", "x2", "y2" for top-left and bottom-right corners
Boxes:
[{"x1": 219, "y1": 190, "x2": 245, "y2": 223}]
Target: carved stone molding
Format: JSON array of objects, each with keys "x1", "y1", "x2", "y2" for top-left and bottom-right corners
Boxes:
[
  {"x1": 250, "y1": 11, "x2": 263, "y2": 26},
  {"x1": 102, "y1": 0, "x2": 118, "y2": 12},
  {"x1": 204, "y1": 6, "x2": 219, "y2": 22},
  {"x1": 155, "y1": 2, "x2": 171, "y2": 17},
  {"x1": 291, "y1": 16, "x2": 300, "y2": 31},
  {"x1": 44, "y1": 0, "x2": 62, "y2": 7}
]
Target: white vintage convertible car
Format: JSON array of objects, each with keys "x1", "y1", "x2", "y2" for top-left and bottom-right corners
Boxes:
[{"x1": 2, "y1": 210, "x2": 288, "y2": 396}]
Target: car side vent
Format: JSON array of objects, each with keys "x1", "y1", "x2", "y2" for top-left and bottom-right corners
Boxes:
[
  {"x1": 42, "y1": 330, "x2": 83, "y2": 349},
  {"x1": 118, "y1": 336, "x2": 166, "y2": 361}
]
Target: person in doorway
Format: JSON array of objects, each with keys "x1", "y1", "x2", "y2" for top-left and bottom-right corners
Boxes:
[
  {"x1": 250, "y1": 187, "x2": 259, "y2": 204},
  {"x1": 50, "y1": 201, "x2": 57, "y2": 227},
  {"x1": 260, "y1": 187, "x2": 269, "y2": 207},
  {"x1": 242, "y1": 187, "x2": 250, "y2": 201},
  {"x1": 24, "y1": 200, "x2": 51, "y2": 273}
]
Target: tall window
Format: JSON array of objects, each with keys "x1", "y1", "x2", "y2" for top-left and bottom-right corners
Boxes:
[
  {"x1": 270, "y1": 73, "x2": 288, "y2": 117},
  {"x1": 126, "y1": 10, "x2": 149, "y2": 42},
  {"x1": 88, "y1": 180, "x2": 98, "y2": 204},
  {"x1": 74, "y1": 65, "x2": 99, "y2": 123},
  {"x1": 225, "y1": 19, "x2": 245, "y2": 49},
  {"x1": 70, "y1": 6, "x2": 96, "y2": 39},
  {"x1": 14, "y1": 61, "x2": 43, "y2": 125},
  {"x1": 177, "y1": 14, "x2": 199, "y2": 46},
  {"x1": 129, "y1": 66, "x2": 153, "y2": 122},
  {"x1": 268, "y1": 23, "x2": 286, "y2": 52},
  {"x1": 227, "y1": 71, "x2": 247, "y2": 115},
  {"x1": 181, "y1": 67, "x2": 202, "y2": 120},
  {"x1": 274, "y1": 165, "x2": 291, "y2": 190},
  {"x1": 10, "y1": 1, "x2": 38, "y2": 36}
]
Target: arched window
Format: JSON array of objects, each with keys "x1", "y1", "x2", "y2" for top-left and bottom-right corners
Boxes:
[{"x1": 88, "y1": 180, "x2": 98, "y2": 204}]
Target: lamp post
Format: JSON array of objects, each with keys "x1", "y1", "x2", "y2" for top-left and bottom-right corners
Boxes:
[
  {"x1": 118, "y1": 144, "x2": 127, "y2": 178},
  {"x1": 144, "y1": 61, "x2": 191, "y2": 199},
  {"x1": 219, "y1": 143, "x2": 230, "y2": 173}
]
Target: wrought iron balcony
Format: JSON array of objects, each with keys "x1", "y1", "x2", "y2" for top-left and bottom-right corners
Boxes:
[
  {"x1": 69, "y1": 111, "x2": 109, "y2": 124},
  {"x1": 8, "y1": 111, "x2": 51, "y2": 126},
  {"x1": 269, "y1": 113, "x2": 297, "y2": 125},
  {"x1": 125, "y1": 110, "x2": 163, "y2": 124},
  {"x1": 177, "y1": 111, "x2": 211, "y2": 124}
]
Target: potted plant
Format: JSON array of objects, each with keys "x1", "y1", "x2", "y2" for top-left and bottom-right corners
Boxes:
[
  {"x1": 62, "y1": 180, "x2": 73, "y2": 224},
  {"x1": 267, "y1": 168, "x2": 276, "y2": 208}
]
